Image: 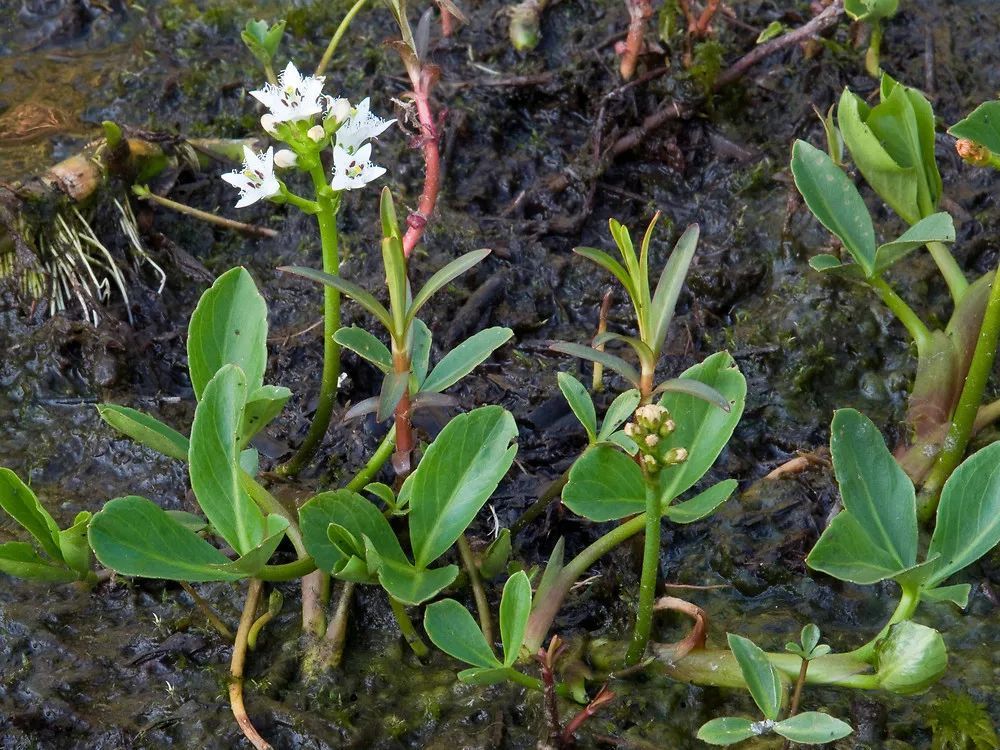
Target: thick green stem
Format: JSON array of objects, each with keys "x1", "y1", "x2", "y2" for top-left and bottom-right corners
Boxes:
[
  {"x1": 523, "y1": 513, "x2": 648, "y2": 654},
  {"x1": 870, "y1": 277, "x2": 933, "y2": 357},
  {"x1": 927, "y1": 240, "x2": 969, "y2": 304},
  {"x1": 345, "y1": 426, "x2": 397, "y2": 492},
  {"x1": 257, "y1": 557, "x2": 318, "y2": 582},
  {"x1": 457, "y1": 534, "x2": 494, "y2": 648},
  {"x1": 315, "y1": 0, "x2": 371, "y2": 76},
  {"x1": 278, "y1": 174, "x2": 341, "y2": 477},
  {"x1": 846, "y1": 585, "x2": 919, "y2": 663},
  {"x1": 625, "y1": 480, "x2": 661, "y2": 665},
  {"x1": 388, "y1": 596, "x2": 430, "y2": 658}
]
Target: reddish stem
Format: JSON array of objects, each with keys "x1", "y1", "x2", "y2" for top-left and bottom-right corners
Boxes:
[
  {"x1": 438, "y1": 1, "x2": 455, "y2": 36},
  {"x1": 402, "y1": 67, "x2": 442, "y2": 258},
  {"x1": 392, "y1": 347, "x2": 416, "y2": 478},
  {"x1": 561, "y1": 684, "x2": 615, "y2": 745},
  {"x1": 619, "y1": 0, "x2": 653, "y2": 80}
]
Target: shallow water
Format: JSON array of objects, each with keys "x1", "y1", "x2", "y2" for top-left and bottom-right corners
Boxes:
[{"x1": 1, "y1": 0, "x2": 999, "y2": 747}]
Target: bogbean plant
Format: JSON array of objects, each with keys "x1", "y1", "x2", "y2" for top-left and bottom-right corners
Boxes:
[
  {"x1": 792, "y1": 74, "x2": 1000, "y2": 518},
  {"x1": 3, "y1": 16, "x2": 1000, "y2": 750}
]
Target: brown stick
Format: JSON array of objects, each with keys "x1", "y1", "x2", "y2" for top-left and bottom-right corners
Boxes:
[
  {"x1": 179, "y1": 581, "x2": 234, "y2": 640},
  {"x1": 229, "y1": 579, "x2": 272, "y2": 750},
  {"x1": 611, "y1": 0, "x2": 844, "y2": 157},
  {"x1": 561, "y1": 684, "x2": 615, "y2": 745},
  {"x1": 401, "y1": 66, "x2": 442, "y2": 259},
  {"x1": 619, "y1": 0, "x2": 654, "y2": 80}
]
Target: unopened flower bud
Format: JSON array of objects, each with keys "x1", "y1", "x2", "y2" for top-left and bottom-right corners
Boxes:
[
  {"x1": 635, "y1": 404, "x2": 668, "y2": 430},
  {"x1": 328, "y1": 97, "x2": 351, "y2": 124},
  {"x1": 956, "y1": 139, "x2": 991, "y2": 167},
  {"x1": 273, "y1": 149, "x2": 298, "y2": 168},
  {"x1": 662, "y1": 447, "x2": 688, "y2": 465},
  {"x1": 659, "y1": 419, "x2": 676, "y2": 437},
  {"x1": 624, "y1": 423, "x2": 638, "y2": 438},
  {"x1": 641, "y1": 454, "x2": 658, "y2": 471},
  {"x1": 644, "y1": 434, "x2": 659, "y2": 448},
  {"x1": 307, "y1": 125, "x2": 325, "y2": 142},
  {"x1": 261, "y1": 114, "x2": 278, "y2": 135}
]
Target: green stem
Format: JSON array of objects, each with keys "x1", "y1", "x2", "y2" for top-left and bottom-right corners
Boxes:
[
  {"x1": 927, "y1": 240, "x2": 969, "y2": 304},
  {"x1": 315, "y1": 0, "x2": 371, "y2": 76},
  {"x1": 239, "y1": 471, "x2": 307, "y2": 557},
  {"x1": 871, "y1": 277, "x2": 933, "y2": 357},
  {"x1": 263, "y1": 62, "x2": 277, "y2": 86},
  {"x1": 345, "y1": 426, "x2": 397, "y2": 492},
  {"x1": 388, "y1": 596, "x2": 430, "y2": 658},
  {"x1": 625, "y1": 480, "x2": 661, "y2": 665},
  {"x1": 523, "y1": 512, "x2": 649, "y2": 654},
  {"x1": 864, "y1": 20, "x2": 883, "y2": 78},
  {"x1": 457, "y1": 534, "x2": 494, "y2": 648},
  {"x1": 257, "y1": 557, "x2": 318, "y2": 582},
  {"x1": 919, "y1": 259, "x2": 1000, "y2": 519},
  {"x1": 278, "y1": 173, "x2": 342, "y2": 477},
  {"x1": 845, "y1": 585, "x2": 919, "y2": 663}
]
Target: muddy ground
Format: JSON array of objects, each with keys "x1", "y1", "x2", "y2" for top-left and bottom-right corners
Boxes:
[{"x1": 1, "y1": 0, "x2": 999, "y2": 747}]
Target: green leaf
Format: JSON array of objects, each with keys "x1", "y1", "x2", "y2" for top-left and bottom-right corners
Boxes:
[
  {"x1": 844, "y1": 0, "x2": 898, "y2": 20},
  {"x1": 593, "y1": 332, "x2": 655, "y2": 371},
  {"x1": 409, "y1": 319, "x2": 432, "y2": 388},
  {"x1": 0, "y1": 542, "x2": 77, "y2": 583},
  {"x1": 240, "y1": 385, "x2": 291, "y2": 447},
  {"x1": 299, "y1": 490, "x2": 396, "y2": 579},
  {"x1": 281, "y1": 265, "x2": 395, "y2": 336},
  {"x1": 808, "y1": 512, "x2": 917, "y2": 584},
  {"x1": 0, "y1": 468, "x2": 62, "y2": 561},
  {"x1": 873, "y1": 212, "x2": 955, "y2": 275},
  {"x1": 562, "y1": 444, "x2": 645, "y2": 521},
  {"x1": 727, "y1": 633, "x2": 782, "y2": 721},
  {"x1": 406, "y1": 250, "x2": 492, "y2": 329},
  {"x1": 165, "y1": 510, "x2": 208, "y2": 533},
  {"x1": 407, "y1": 406, "x2": 518, "y2": 568},
  {"x1": 380, "y1": 186, "x2": 401, "y2": 239},
  {"x1": 334, "y1": 327, "x2": 392, "y2": 372},
  {"x1": 875, "y1": 620, "x2": 947, "y2": 694},
  {"x1": 807, "y1": 409, "x2": 917, "y2": 584},
  {"x1": 374, "y1": 551, "x2": 458, "y2": 605},
  {"x1": 696, "y1": 717, "x2": 757, "y2": 745},
  {"x1": 801, "y1": 624, "x2": 821, "y2": 655},
  {"x1": 664, "y1": 479, "x2": 736, "y2": 524},
  {"x1": 949, "y1": 101, "x2": 1000, "y2": 154},
  {"x1": 549, "y1": 342, "x2": 640, "y2": 387},
  {"x1": 924, "y1": 439, "x2": 1000, "y2": 588},
  {"x1": 649, "y1": 223, "x2": 699, "y2": 356},
  {"x1": 535, "y1": 537, "x2": 565, "y2": 603},
  {"x1": 219, "y1": 515, "x2": 288, "y2": 576},
  {"x1": 807, "y1": 254, "x2": 868, "y2": 280},
  {"x1": 421, "y1": 327, "x2": 514, "y2": 394},
  {"x1": 425, "y1": 598, "x2": 502, "y2": 668},
  {"x1": 773, "y1": 713, "x2": 853, "y2": 744},
  {"x1": 598, "y1": 389, "x2": 641, "y2": 441},
  {"x1": 791, "y1": 140, "x2": 876, "y2": 275},
  {"x1": 657, "y1": 351, "x2": 746, "y2": 503},
  {"x1": 556, "y1": 372, "x2": 597, "y2": 443},
  {"x1": 377, "y1": 370, "x2": 409, "y2": 423},
  {"x1": 457, "y1": 667, "x2": 514, "y2": 685},
  {"x1": 499, "y1": 571, "x2": 532, "y2": 666},
  {"x1": 58, "y1": 511, "x2": 92, "y2": 575},
  {"x1": 655, "y1": 377, "x2": 731, "y2": 411},
  {"x1": 189, "y1": 365, "x2": 266, "y2": 555},
  {"x1": 364, "y1": 482, "x2": 398, "y2": 511},
  {"x1": 88, "y1": 496, "x2": 246, "y2": 582},
  {"x1": 921, "y1": 584, "x2": 971, "y2": 608},
  {"x1": 478, "y1": 528, "x2": 511, "y2": 580},
  {"x1": 382, "y1": 236, "x2": 408, "y2": 336},
  {"x1": 96, "y1": 405, "x2": 189, "y2": 461},
  {"x1": 187, "y1": 267, "x2": 268, "y2": 401},
  {"x1": 573, "y1": 247, "x2": 638, "y2": 301}
]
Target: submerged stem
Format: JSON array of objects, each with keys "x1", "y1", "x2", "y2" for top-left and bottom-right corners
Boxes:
[
  {"x1": 625, "y1": 480, "x2": 661, "y2": 665},
  {"x1": 388, "y1": 596, "x2": 430, "y2": 658},
  {"x1": 230, "y1": 579, "x2": 272, "y2": 750}
]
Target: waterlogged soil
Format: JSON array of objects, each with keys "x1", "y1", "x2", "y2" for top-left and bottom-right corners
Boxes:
[{"x1": 2, "y1": 0, "x2": 1000, "y2": 747}]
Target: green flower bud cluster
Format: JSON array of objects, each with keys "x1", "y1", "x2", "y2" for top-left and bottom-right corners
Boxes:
[{"x1": 624, "y1": 404, "x2": 688, "y2": 475}]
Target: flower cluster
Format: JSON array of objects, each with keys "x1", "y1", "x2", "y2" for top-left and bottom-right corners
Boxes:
[
  {"x1": 222, "y1": 62, "x2": 395, "y2": 208},
  {"x1": 624, "y1": 404, "x2": 688, "y2": 475}
]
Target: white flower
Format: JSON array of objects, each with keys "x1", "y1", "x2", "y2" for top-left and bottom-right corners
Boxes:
[
  {"x1": 330, "y1": 143, "x2": 386, "y2": 191},
  {"x1": 221, "y1": 146, "x2": 280, "y2": 208},
  {"x1": 307, "y1": 125, "x2": 325, "y2": 142},
  {"x1": 273, "y1": 149, "x2": 298, "y2": 168},
  {"x1": 250, "y1": 62, "x2": 326, "y2": 123},
  {"x1": 335, "y1": 97, "x2": 396, "y2": 154},
  {"x1": 261, "y1": 114, "x2": 278, "y2": 134}
]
